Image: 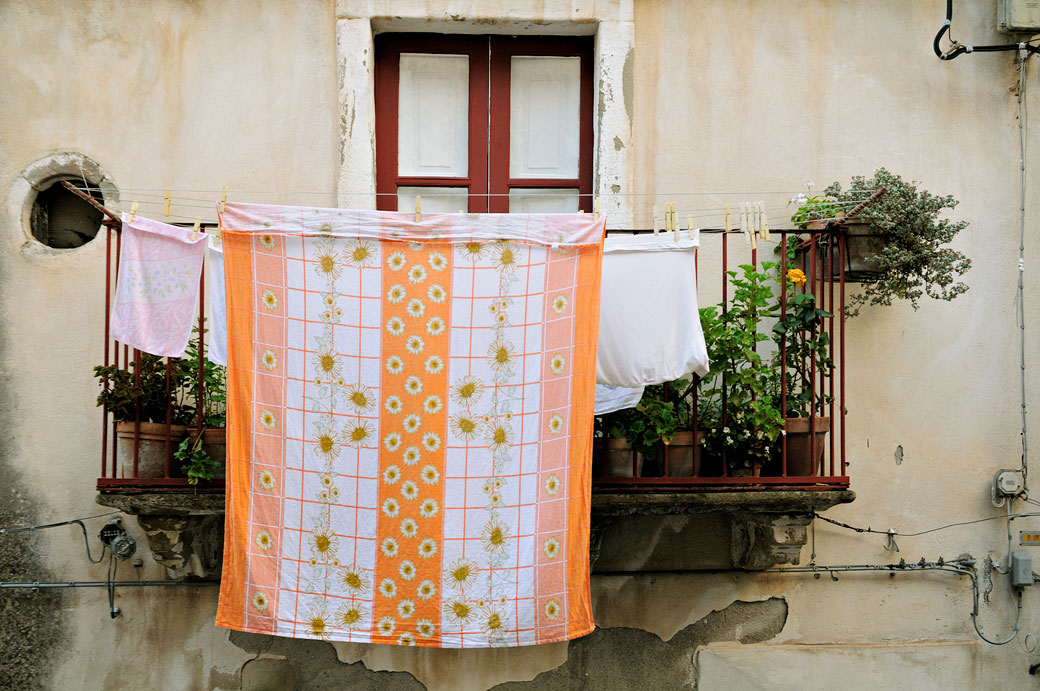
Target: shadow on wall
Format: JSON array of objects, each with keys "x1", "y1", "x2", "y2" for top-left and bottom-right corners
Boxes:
[{"x1": 231, "y1": 598, "x2": 788, "y2": 691}]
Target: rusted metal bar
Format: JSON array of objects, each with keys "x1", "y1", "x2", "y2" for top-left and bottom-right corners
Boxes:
[
  {"x1": 58, "y1": 180, "x2": 122, "y2": 224},
  {"x1": 780, "y1": 231, "x2": 789, "y2": 477}
]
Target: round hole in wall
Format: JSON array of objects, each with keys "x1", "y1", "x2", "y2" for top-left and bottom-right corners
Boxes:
[{"x1": 29, "y1": 179, "x2": 105, "y2": 249}]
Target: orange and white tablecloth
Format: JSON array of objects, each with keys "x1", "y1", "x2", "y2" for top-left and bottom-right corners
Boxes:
[{"x1": 215, "y1": 203, "x2": 603, "y2": 648}]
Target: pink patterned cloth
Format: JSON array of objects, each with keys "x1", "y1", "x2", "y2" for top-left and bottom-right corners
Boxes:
[{"x1": 110, "y1": 214, "x2": 207, "y2": 357}]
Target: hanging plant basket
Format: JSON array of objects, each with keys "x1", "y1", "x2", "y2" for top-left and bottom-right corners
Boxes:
[{"x1": 801, "y1": 218, "x2": 886, "y2": 283}]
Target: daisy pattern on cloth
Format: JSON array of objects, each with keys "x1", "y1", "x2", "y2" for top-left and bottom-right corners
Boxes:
[{"x1": 215, "y1": 203, "x2": 604, "y2": 649}]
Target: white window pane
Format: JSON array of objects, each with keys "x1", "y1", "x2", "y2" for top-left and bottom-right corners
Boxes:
[
  {"x1": 397, "y1": 186, "x2": 469, "y2": 213},
  {"x1": 508, "y1": 188, "x2": 580, "y2": 213},
  {"x1": 509, "y1": 56, "x2": 581, "y2": 180},
  {"x1": 399, "y1": 54, "x2": 469, "y2": 177}
]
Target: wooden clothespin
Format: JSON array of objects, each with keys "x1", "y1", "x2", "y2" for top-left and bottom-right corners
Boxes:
[
  {"x1": 220, "y1": 185, "x2": 228, "y2": 213},
  {"x1": 669, "y1": 202, "x2": 679, "y2": 241},
  {"x1": 128, "y1": 201, "x2": 139, "y2": 223},
  {"x1": 652, "y1": 204, "x2": 661, "y2": 235},
  {"x1": 687, "y1": 214, "x2": 696, "y2": 242},
  {"x1": 594, "y1": 196, "x2": 600, "y2": 222},
  {"x1": 191, "y1": 217, "x2": 201, "y2": 241},
  {"x1": 415, "y1": 195, "x2": 421, "y2": 223},
  {"x1": 724, "y1": 205, "x2": 731, "y2": 234},
  {"x1": 163, "y1": 189, "x2": 172, "y2": 218}
]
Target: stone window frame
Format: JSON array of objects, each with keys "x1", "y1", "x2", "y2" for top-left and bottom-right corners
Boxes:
[{"x1": 335, "y1": 2, "x2": 634, "y2": 224}]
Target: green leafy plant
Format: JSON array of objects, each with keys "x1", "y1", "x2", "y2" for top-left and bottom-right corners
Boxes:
[
  {"x1": 596, "y1": 379, "x2": 693, "y2": 462},
  {"x1": 697, "y1": 263, "x2": 785, "y2": 472},
  {"x1": 180, "y1": 330, "x2": 227, "y2": 428},
  {"x1": 791, "y1": 169, "x2": 971, "y2": 317},
  {"x1": 93, "y1": 352, "x2": 196, "y2": 424},
  {"x1": 175, "y1": 433, "x2": 222, "y2": 485},
  {"x1": 94, "y1": 327, "x2": 226, "y2": 427}
]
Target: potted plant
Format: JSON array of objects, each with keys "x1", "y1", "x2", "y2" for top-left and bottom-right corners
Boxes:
[
  {"x1": 94, "y1": 352, "x2": 195, "y2": 478},
  {"x1": 94, "y1": 329, "x2": 227, "y2": 482},
  {"x1": 790, "y1": 169, "x2": 971, "y2": 316},
  {"x1": 594, "y1": 379, "x2": 693, "y2": 478},
  {"x1": 175, "y1": 333, "x2": 227, "y2": 484},
  {"x1": 697, "y1": 263, "x2": 785, "y2": 477},
  {"x1": 771, "y1": 264, "x2": 834, "y2": 476}
]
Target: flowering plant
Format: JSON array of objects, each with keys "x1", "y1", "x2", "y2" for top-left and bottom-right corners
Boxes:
[{"x1": 771, "y1": 265, "x2": 834, "y2": 418}]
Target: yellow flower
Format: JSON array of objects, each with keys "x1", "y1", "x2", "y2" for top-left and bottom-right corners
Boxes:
[
  {"x1": 547, "y1": 414, "x2": 564, "y2": 435},
  {"x1": 377, "y1": 616, "x2": 395, "y2": 635},
  {"x1": 481, "y1": 605, "x2": 508, "y2": 640},
  {"x1": 549, "y1": 353, "x2": 567, "y2": 375},
  {"x1": 261, "y1": 290, "x2": 278, "y2": 312},
  {"x1": 346, "y1": 239, "x2": 376, "y2": 268},
  {"x1": 252, "y1": 591, "x2": 269, "y2": 612},
  {"x1": 459, "y1": 242, "x2": 486, "y2": 262},
  {"x1": 260, "y1": 349, "x2": 278, "y2": 371},
  {"x1": 446, "y1": 558, "x2": 477, "y2": 589},
  {"x1": 259, "y1": 410, "x2": 277, "y2": 431},
  {"x1": 488, "y1": 340, "x2": 515, "y2": 373},
  {"x1": 445, "y1": 599, "x2": 474, "y2": 626},
  {"x1": 417, "y1": 579, "x2": 437, "y2": 600},
  {"x1": 543, "y1": 599, "x2": 560, "y2": 620},
  {"x1": 545, "y1": 474, "x2": 560, "y2": 495},
  {"x1": 311, "y1": 528, "x2": 338, "y2": 558},
  {"x1": 397, "y1": 632, "x2": 415, "y2": 646},
  {"x1": 451, "y1": 376, "x2": 485, "y2": 406},
  {"x1": 543, "y1": 536, "x2": 560, "y2": 559},
  {"x1": 417, "y1": 618, "x2": 436, "y2": 638},
  {"x1": 481, "y1": 520, "x2": 509, "y2": 554},
  {"x1": 315, "y1": 249, "x2": 341, "y2": 281},
  {"x1": 427, "y1": 284, "x2": 446, "y2": 304},
  {"x1": 255, "y1": 529, "x2": 273, "y2": 552},
  {"x1": 418, "y1": 538, "x2": 437, "y2": 558},
  {"x1": 257, "y1": 469, "x2": 276, "y2": 491},
  {"x1": 449, "y1": 414, "x2": 480, "y2": 441},
  {"x1": 387, "y1": 284, "x2": 406, "y2": 303},
  {"x1": 343, "y1": 421, "x2": 373, "y2": 448},
  {"x1": 338, "y1": 603, "x2": 366, "y2": 630},
  {"x1": 312, "y1": 418, "x2": 340, "y2": 460},
  {"x1": 345, "y1": 384, "x2": 375, "y2": 413},
  {"x1": 551, "y1": 294, "x2": 569, "y2": 314},
  {"x1": 787, "y1": 268, "x2": 807, "y2": 286},
  {"x1": 259, "y1": 234, "x2": 277, "y2": 251},
  {"x1": 341, "y1": 566, "x2": 369, "y2": 594}
]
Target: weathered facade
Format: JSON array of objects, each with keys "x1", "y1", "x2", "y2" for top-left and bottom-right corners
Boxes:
[{"x1": 2, "y1": 1, "x2": 1039, "y2": 688}]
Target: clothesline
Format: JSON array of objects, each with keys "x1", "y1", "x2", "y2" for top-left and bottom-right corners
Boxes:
[{"x1": 69, "y1": 186, "x2": 865, "y2": 198}]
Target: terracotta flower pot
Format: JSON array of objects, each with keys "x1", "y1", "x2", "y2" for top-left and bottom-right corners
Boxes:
[
  {"x1": 655, "y1": 430, "x2": 706, "y2": 477},
  {"x1": 601, "y1": 437, "x2": 643, "y2": 478},
  {"x1": 781, "y1": 417, "x2": 831, "y2": 476},
  {"x1": 115, "y1": 421, "x2": 188, "y2": 479}
]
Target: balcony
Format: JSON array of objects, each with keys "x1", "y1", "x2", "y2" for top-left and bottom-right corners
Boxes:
[{"x1": 91, "y1": 208, "x2": 855, "y2": 572}]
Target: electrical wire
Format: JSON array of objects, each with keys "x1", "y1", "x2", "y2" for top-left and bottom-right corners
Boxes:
[
  {"x1": 934, "y1": 0, "x2": 1040, "y2": 60},
  {"x1": 0, "y1": 511, "x2": 120, "y2": 564},
  {"x1": 814, "y1": 512, "x2": 1009, "y2": 538}
]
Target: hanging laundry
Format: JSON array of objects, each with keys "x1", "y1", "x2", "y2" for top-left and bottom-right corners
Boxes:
[
  {"x1": 594, "y1": 384, "x2": 645, "y2": 415},
  {"x1": 596, "y1": 233, "x2": 709, "y2": 388},
  {"x1": 215, "y1": 203, "x2": 604, "y2": 649},
  {"x1": 110, "y1": 214, "x2": 207, "y2": 357},
  {"x1": 206, "y1": 234, "x2": 227, "y2": 366}
]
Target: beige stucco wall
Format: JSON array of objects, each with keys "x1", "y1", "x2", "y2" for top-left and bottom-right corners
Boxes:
[{"x1": 2, "y1": 0, "x2": 1040, "y2": 689}]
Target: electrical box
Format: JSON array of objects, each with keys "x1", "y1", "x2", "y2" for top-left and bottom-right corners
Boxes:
[
  {"x1": 1012, "y1": 551, "x2": 1033, "y2": 587},
  {"x1": 999, "y1": 0, "x2": 1040, "y2": 34}
]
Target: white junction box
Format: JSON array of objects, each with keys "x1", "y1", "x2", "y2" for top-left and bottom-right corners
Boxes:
[{"x1": 999, "y1": 0, "x2": 1040, "y2": 34}]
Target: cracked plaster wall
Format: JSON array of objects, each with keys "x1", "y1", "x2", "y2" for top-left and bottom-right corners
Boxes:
[{"x1": 2, "y1": 0, "x2": 1040, "y2": 689}]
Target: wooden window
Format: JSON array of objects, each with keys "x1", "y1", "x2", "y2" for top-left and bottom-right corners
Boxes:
[{"x1": 375, "y1": 34, "x2": 593, "y2": 214}]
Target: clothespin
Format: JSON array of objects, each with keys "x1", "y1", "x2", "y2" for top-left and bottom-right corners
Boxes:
[
  {"x1": 762, "y1": 205, "x2": 771, "y2": 242},
  {"x1": 128, "y1": 201, "x2": 139, "y2": 223},
  {"x1": 163, "y1": 189, "x2": 172, "y2": 218},
  {"x1": 415, "y1": 195, "x2": 421, "y2": 223},
  {"x1": 687, "y1": 214, "x2": 695, "y2": 241},
  {"x1": 220, "y1": 185, "x2": 228, "y2": 213},
  {"x1": 724, "y1": 205, "x2": 731, "y2": 234},
  {"x1": 191, "y1": 217, "x2": 201, "y2": 241},
  {"x1": 670, "y1": 203, "x2": 679, "y2": 241},
  {"x1": 652, "y1": 204, "x2": 661, "y2": 235},
  {"x1": 594, "y1": 196, "x2": 600, "y2": 222}
]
